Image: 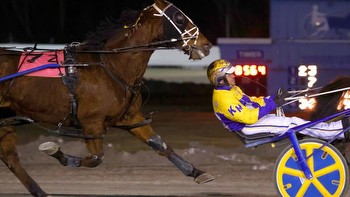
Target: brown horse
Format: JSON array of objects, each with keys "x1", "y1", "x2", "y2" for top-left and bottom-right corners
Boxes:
[
  {"x1": 0, "y1": 0, "x2": 214, "y2": 196},
  {"x1": 309, "y1": 76, "x2": 350, "y2": 163}
]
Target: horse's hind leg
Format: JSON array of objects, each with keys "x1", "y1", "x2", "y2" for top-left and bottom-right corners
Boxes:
[
  {"x1": 0, "y1": 127, "x2": 48, "y2": 197},
  {"x1": 39, "y1": 121, "x2": 104, "y2": 168},
  {"x1": 125, "y1": 114, "x2": 214, "y2": 184}
]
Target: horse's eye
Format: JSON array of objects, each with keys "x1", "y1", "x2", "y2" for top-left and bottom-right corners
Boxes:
[{"x1": 173, "y1": 12, "x2": 185, "y2": 26}]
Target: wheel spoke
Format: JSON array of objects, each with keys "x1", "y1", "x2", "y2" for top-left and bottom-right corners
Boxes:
[
  {"x1": 313, "y1": 163, "x2": 338, "y2": 178},
  {"x1": 296, "y1": 179, "x2": 311, "y2": 197},
  {"x1": 281, "y1": 166, "x2": 304, "y2": 177},
  {"x1": 312, "y1": 178, "x2": 332, "y2": 196}
]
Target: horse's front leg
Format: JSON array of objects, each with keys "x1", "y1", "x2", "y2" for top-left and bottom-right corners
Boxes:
[
  {"x1": 80, "y1": 124, "x2": 104, "y2": 167},
  {"x1": 39, "y1": 121, "x2": 104, "y2": 168},
  {"x1": 0, "y1": 127, "x2": 48, "y2": 197},
  {"x1": 125, "y1": 114, "x2": 214, "y2": 184}
]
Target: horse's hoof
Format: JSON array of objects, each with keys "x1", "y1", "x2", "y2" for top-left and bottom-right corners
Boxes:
[
  {"x1": 194, "y1": 172, "x2": 215, "y2": 184},
  {"x1": 38, "y1": 141, "x2": 60, "y2": 155}
]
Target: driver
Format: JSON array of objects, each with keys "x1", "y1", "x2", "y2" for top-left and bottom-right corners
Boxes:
[{"x1": 207, "y1": 59, "x2": 350, "y2": 140}]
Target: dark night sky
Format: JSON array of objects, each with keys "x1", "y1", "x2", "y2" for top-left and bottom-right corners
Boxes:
[{"x1": 0, "y1": 0, "x2": 269, "y2": 45}]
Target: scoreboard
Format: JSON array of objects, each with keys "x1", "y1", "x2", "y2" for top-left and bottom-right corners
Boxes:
[
  {"x1": 231, "y1": 63, "x2": 267, "y2": 97},
  {"x1": 289, "y1": 65, "x2": 318, "y2": 110},
  {"x1": 234, "y1": 64, "x2": 266, "y2": 77}
]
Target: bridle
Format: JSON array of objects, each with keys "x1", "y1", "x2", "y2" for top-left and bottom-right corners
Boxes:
[{"x1": 151, "y1": 2, "x2": 200, "y2": 49}]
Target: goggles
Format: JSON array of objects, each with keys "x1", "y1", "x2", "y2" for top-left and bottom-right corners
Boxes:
[{"x1": 220, "y1": 63, "x2": 236, "y2": 75}]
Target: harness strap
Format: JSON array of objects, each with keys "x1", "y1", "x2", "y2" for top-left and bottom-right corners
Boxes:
[
  {"x1": 0, "y1": 116, "x2": 101, "y2": 139},
  {"x1": 30, "y1": 122, "x2": 103, "y2": 140},
  {"x1": 100, "y1": 55, "x2": 144, "y2": 120},
  {"x1": 113, "y1": 118, "x2": 152, "y2": 130},
  {"x1": 0, "y1": 116, "x2": 34, "y2": 127},
  {"x1": 49, "y1": 126, "x2": 103, "y2": 139},
  {"x1": 62, "y1": 47, "x2": 80, "y2": 128},
  {"x1": 100, "y1": 56, "x2": 129, "y2": 93},
  {"x1": 0, "y1": 116, "x2": 33, "y2": 142}
]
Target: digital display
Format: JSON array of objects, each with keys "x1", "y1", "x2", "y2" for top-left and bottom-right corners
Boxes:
[
  {"x1": 297, "y1": 64, "x2": 318, "y2": 109},
  {"x1": 298, "y1": 65, "x2": 317, "y2": 88},
  {"x1": 233, "y1": 64, "x2": 267, "y2": 97},
  {"x1": 234, "y1": 65, "x2": 266, "y2": 76}
]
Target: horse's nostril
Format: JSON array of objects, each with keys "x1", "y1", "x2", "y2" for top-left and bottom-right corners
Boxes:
[
  {"x1": 203, "y1": 44, "x2": 212, "y2": 55},
  {"x1": 205, "y1": 43, "x2": 212, "y2": 51}
]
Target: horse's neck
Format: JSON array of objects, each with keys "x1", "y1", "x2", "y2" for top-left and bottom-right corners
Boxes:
[
  {"x1": 102, "y1": 52, "x2": 153, "y2": 87},
  {"x1": 102, "y1": 24, "x2": 158, "y2": 86}
]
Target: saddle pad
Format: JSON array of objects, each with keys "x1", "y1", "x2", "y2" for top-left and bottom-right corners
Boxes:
[{"x1": 18, "y1": 51, "x2": 66, "y2": 77}]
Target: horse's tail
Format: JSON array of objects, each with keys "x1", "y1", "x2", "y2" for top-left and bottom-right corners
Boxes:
[
  {"x1": 310, "y1": 76, "x2": 350, "y2": 120},
  {"x1": 0, "y1": 51, "x2": 21, "y2": 108}
]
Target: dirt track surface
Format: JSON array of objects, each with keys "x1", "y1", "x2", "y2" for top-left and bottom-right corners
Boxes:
[{"x1": 0, "y1": 106, "x2": 318, "y2": 197}]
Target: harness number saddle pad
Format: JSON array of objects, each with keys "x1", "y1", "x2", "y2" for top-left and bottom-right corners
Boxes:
[{"x1": 18, "y1": 51, "x2": 66, "y2": 77}]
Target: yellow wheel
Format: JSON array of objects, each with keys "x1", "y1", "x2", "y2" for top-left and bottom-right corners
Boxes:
[{"x1": 274, "y1": 139, "x2": 349, "y2": 197}]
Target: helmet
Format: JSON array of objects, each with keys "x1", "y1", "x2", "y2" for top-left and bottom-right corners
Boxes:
[{"x1": 207, "y1": 59, "x2": 235, "y2": 85}]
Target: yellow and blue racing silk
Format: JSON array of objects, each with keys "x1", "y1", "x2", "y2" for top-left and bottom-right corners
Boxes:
[{"x1": 212, "y1": 85, "x2": 277, "y2": 132}]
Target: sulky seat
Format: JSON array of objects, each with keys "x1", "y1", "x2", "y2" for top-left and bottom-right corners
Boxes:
[{"x1": 234, "y1": 130, "x2": 277, "y2": 148}]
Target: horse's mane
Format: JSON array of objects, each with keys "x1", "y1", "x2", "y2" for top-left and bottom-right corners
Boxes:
[
  {"x1": 310, "y1": 76, "x2": 350, "y2": 120},
  {"x1": 83, "y1": 10, "x2": 140, "y2": 50}
]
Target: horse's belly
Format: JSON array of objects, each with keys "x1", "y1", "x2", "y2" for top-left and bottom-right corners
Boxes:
[{"x1": 8, "y1": 77, "x2": 70, "y2": 122}]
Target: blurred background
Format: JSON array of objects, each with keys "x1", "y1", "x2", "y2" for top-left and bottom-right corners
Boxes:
[
  {"x1": 1, "y1": 0, "x2": 350, "y2": 113},
  {"x1": 0, "y1": 0, "x2": 269, "y2": 44}
]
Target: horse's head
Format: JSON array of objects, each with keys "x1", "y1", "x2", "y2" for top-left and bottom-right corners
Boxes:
[{"x1": 147, "y1": 0, "x2": 212, "y2": 60}]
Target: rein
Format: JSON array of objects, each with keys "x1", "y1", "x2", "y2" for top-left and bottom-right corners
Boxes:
[
  {"x1": 0, "y1": 37, "x2": 190, "y2": 55},
  {"x1": 276, "y1": 86, "x2": 350, "y2": 117},
  {"x1": 71, "y1": 39, "x2": 185, "y2": 54},
  {"x1": 284, "y1": 86, "x2": 350, "y2": 106}
]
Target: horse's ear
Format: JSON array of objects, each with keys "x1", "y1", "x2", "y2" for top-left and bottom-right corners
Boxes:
[{"x1": 154, "y1": 0, "x2": 167, "y2": 8}]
